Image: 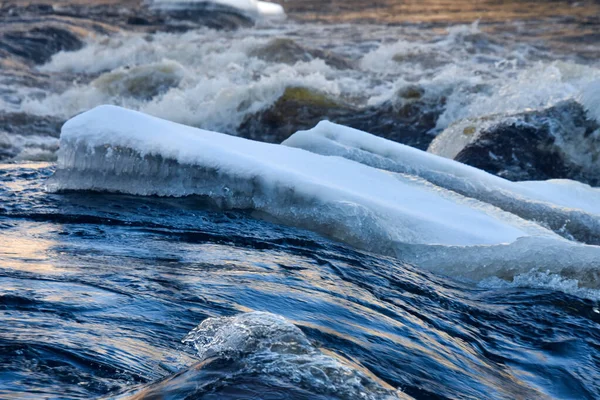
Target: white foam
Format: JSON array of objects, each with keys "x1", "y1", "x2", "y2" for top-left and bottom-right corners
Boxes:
[
  {"x1": 182, "y1": 312, "x2": 401, "y2": 399},
  {"x1": 359, "y1": 22, "x2": 600, "y2": 134},
  {"x1": 24, "y1": 31, "x2": 346, "y2": 133},
  {"x1": 0, "y1": 132, "x2": 59, "y2": 162},
  {"x1": 580, "y1": 80, "x2": 600, "y2": 124},
  {"x1": 480, "y1": 271, "x2": 600, "y2": 301},
  {"x1": 49, "y1": 106, "x2": 600, "y2": 286},
  {"x1": 17, "y1": 21, "x2": 600, "y2": 145}
]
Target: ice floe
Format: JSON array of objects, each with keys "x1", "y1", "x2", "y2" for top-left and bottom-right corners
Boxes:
[
  {"x1": 284, "y1": 121, "x2": 600, "y2": 245},
  {"x1": 49, "y1": 106, "x2": 600, "y2": 286}
]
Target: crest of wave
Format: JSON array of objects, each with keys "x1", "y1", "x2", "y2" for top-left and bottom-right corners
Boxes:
[
  {"x1": 580, "y1": 79, "x2": 600, "y2": 124},
  {"x1": 180, "y1": 312, "x2": 402, "y2": 399},
  {"x1": 115, "y1": 312, "x2": 403, "y2": 399}
]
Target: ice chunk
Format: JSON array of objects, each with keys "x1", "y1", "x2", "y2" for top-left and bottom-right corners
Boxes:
[
  {"x1": 283, "y1": 121, "x2": 600, "y2": 245},
  {"x1": 49, "y1": 106, "x2": 600, "y2": 285},
  {"x1": 148, "y1": 0, "x2": 285, "y2": 20}
]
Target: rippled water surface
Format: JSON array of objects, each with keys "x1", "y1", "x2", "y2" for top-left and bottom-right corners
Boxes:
[
  {"x1": 1, "y1": 1, "x2": 600, "y2": 399},
  {"x1": 1, "y1": 163, "x2": 599, "y2": 399}
]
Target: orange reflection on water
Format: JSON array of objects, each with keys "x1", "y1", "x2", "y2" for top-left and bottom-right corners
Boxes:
[
  {"x1": 280, "y1": 0, "x2": 600, "y2": 24},
  {"x1": 0, "y1": 222, "x2": 63, "y2": 274}
]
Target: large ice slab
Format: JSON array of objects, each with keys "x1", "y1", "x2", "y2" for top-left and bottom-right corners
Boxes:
[
  {"x1": 49, "y1": 106, "x2": 600, "y2": 285},
  {"x1": 284, "y1": 121, "x2": 600, "y2": 245}
]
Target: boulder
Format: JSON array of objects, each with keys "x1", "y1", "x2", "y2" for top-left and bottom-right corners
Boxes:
[{"x1": 429, "y1": 100, "x2": 600, "y2": 185}]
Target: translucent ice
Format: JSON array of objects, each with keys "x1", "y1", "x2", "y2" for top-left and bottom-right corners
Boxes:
[{"x1": 49, "y1": 106, "x2": 600, "y2": 286}]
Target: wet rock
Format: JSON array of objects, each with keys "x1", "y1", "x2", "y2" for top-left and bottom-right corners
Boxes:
[
  {"x1": 249, "y1": 38, "x2": 354, "y2": 70},
  {"x1": 339, "y1": 84, "x2": 444, "y2": 150},
  {"x1": 0, "y1": 111, "x2": 63, "y2": 138},
  {"x1": 238, "y1": 86, "x2": 350, "y2": 143},
  {"x1": 156, "y1": 7, "x2": 255, "y2": 30},
  {"x1": 238, "y1": 85, "x2": 443, "y2": 149},
  {"x1": 91, "y1": 60, "x2": 186, "y2": 100},
  {"x1": 0, "y1": 25, "x2": 83, "y2": 65},
  {"x1": 429, "y1": 100, "x2": 600, "y2": 185}
]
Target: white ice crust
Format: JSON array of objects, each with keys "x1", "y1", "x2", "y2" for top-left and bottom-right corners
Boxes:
[
  {"x1": 284, "y1": 121, "x2": 600, "y2": 234},
  {"x1": 51, "y1": 106, "x2": 600, "y2": 287},
  {"x1": 148, "y1": 0, "x2": 285, "y2": 20}
]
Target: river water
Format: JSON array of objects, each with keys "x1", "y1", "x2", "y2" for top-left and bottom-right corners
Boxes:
[{"x1": 1, "y1": 1, "x2": 599, "y2": 399}]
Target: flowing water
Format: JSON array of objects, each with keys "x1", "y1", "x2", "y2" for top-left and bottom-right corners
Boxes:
[{"x1": 1, "y1": 1, "x2": 600, "y2": 399}]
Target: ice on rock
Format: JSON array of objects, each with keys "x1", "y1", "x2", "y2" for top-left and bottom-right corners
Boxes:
[
  {"x1": 148, "y1": 0, "x2": 285, "y2": 20},
  {"x1": 50, "y1": 106, "x2": 600, "y2": 285},
  {"x1": 284, "y1": 121, "x2": 600, "y2": 245}
]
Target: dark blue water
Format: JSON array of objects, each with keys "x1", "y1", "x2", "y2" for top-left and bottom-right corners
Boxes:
[{"x1": 1, "y1": 163, "x2": 599, "y2": 399}]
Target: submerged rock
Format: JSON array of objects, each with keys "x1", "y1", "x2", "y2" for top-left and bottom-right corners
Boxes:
[
  {"x1": 429, "y1": 100, "x2": 600, "y2": 185},
  {"x1": 92, "y1": 60, "x2": 186, "y2": 100},
  {"x1": 249, "y1": 38, "x2": 354, "y2": 69},
  {"x1": 238, "y1": 86, "x2": 352, "y2": 143},
  {"x1": 238, "y1": 84, "x2": 443, "y2": 149},
  {"x1": 338, "y1": 84, "x2": 444, "y2": 150},
  {"x1": 0, "y1": 24, "x2": 83, "y2": 65}
]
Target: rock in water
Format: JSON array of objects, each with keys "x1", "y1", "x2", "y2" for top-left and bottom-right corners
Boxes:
[
  {"x1": 238, "y1": 86, "x2": 356, "y2": 143},
  {"x1": 249, "y1": 38, "x2": 354, "y2": 69},
  {"x1": 239, "y1": 85, "x2": 442, "y2": 149},
  {"x1": 91, "y1": 60, "x2": 186, "y2": 100},
  {"x1": 429, "y1": 100, "x2": 600, "y2": 185},
  {"x1": 0, "y1": 25, "x2": 83, "y2": 65}
]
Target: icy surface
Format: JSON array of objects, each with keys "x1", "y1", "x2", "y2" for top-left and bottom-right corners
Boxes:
[
  {"x1": 148, "y1": 0, "x2": 285, "y2": 20},
  {"x1": 284, "y1": 121, "x2": 600, "y2": 244},
  {"x1": 50, "y1": 106, "x2": 600, "y2": 285}
]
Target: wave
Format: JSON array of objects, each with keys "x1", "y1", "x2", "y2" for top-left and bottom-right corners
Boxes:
[
  {"x1": 0, "y1": 132, "x2": 58, "y2": 162},
  {"x1": 48, "y1": 105, "x2": 600, "y2": 289},
  {"x1": 13, "y1": 22, "x2": 599, "y2": 158},
  {"x1": 116, "y1": 312, "x2": 401, "y2": 399}
]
